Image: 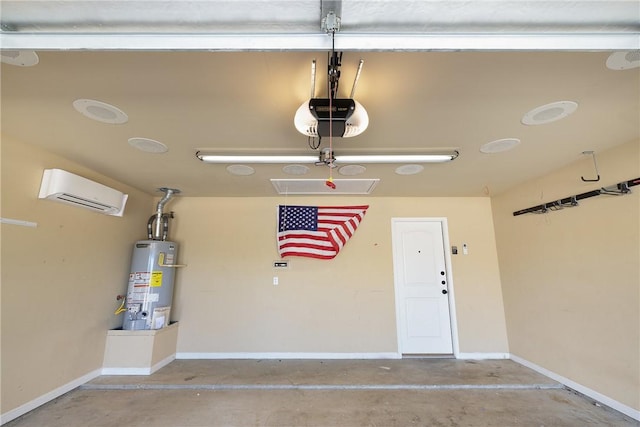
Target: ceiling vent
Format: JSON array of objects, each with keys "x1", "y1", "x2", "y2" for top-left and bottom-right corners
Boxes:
[
  {"x1": 271, "y1": 179, "x2": 379, "y2": 195},
  {"x1": 38, "y1": 169, "x2": 128, "y2": 216}
]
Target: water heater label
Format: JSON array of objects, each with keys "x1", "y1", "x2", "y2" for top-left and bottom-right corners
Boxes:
[
  {"x1": 158, "y1": 252, "x2": 175, "y2": 266},
  {"x1": 128, "y1": 272, "x2": 150, "y2": 303},
  {"x1": 151, "y1": 271, "x2": 163, "y2": 287}
]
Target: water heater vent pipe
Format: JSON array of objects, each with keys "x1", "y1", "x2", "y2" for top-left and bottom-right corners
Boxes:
[{"x1": 148, "y1": 187, "x2": 180, "y2": 240}]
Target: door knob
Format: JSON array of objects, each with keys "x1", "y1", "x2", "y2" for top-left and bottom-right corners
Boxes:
[{"x1": 442, "y1": 289, "x2": 448, "y2": 295}]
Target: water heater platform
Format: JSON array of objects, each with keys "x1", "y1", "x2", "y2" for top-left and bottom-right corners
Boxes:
[{"x1": 102, "y1": 322, "x2": 179, "y2": 375}]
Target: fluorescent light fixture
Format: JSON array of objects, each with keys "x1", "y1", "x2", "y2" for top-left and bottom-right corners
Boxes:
[
  {"x1": 335, "y1": 153, "x2": 458, "y2": 163},
  {"x1": 196, "y1": 151, "x2": 458, "y2": 164},
  {"x1": 196, "y1": 152, "x2": 318, "y2": 163}
]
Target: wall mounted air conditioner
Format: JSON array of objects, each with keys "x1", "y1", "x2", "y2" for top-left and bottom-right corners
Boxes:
[{"x1": 38, "y1": 169, "x2": 128, "y2": 216}]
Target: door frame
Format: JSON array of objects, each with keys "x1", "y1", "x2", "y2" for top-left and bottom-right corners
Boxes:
[{"x1": 391, "y1": 217, "x2": 460, "y2": 358}]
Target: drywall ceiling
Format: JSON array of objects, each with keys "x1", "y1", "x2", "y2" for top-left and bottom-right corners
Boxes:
[{"x1": 1, "y1": 1, "x2": 639, "y2": 197}]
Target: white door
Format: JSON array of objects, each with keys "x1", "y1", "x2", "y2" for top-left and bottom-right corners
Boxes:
[{"x1": 392, "y1": 219, "x2": 453, "y2": 354}]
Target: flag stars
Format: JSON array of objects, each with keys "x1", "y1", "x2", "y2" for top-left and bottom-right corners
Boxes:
[{"x1": 279, "y1": 206, "x2": 318, "y2": 231}]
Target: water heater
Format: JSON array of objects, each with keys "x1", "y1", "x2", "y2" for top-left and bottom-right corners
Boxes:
[
  {"x1": 119, "y1": 187, "x2": 182, "y2": 330},
  {"x1": 122, "y1": 240, "x2": 178, "y2": 330}
]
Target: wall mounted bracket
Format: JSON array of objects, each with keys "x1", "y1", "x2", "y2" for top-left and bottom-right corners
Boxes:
[
  {"x1": 321, "y1": 1, "x2": 342, "y2": 33},
  {"x1": 513, "y1": 177, "x2": 639, "y2": 216},
  {"x1": 581, "y1": 151, "x2": 601, "y2": 182}
]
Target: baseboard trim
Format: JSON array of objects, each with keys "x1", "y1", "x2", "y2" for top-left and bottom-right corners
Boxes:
[
  {"x1": 510, "y1": 354, "x2": 640, "y2": 421},
  {"x1": 101, "y1": 354, "x2": 175, "y2": 376},
  {"x1": 0, "y1": 368, "x2": 102, "y2": 426},
  {"x1": 176, "y1": 352, "x2": 402, "y2": 360},
  {"x1": 457, "y1": 352, "x2": 510, "y2": 360},
  {"x1": 175, "y1": 352, "x2": 512, "y2": 361}
]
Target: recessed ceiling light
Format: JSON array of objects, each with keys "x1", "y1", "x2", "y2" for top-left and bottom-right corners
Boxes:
[
  {"x1": 480, "y1": 138, "x2": 521, "y2": 154},
  {"x1": 338, "y1": 165, "x2": 367, "y2": 176},
  {"x1": 521, "y1": 101, "x2": 577, "y2": 126},
  {"x1": 128, "y1": 137, "x2": 168, "y2": 153},
  {"x1": 73, "y1": 99, "x2": 129, "y2": 124},
  {"x1": 0, "y1": 50, "x2": 39, "y2": 67},
  {"x1": 395, "y1": 164, "x2": 424, "y2": 175},
  {"x1": 606, "y1": 51, "x2": 640, "y2": 70},
  {"x1": 282, "y1": 164, "x2": 310, "y2": 175},
  {"x1": 226, "y1": 165, "x2": 255, "y2": 176}
]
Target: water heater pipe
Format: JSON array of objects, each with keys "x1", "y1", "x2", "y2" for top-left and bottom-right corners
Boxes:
[{"x1": 150, "y1": 187, "x2": 180, "y2": 240}]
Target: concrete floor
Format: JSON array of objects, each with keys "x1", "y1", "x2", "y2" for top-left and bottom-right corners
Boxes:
[{"x1": 5, "y1": 359, "x2": 637, "y2": 426}]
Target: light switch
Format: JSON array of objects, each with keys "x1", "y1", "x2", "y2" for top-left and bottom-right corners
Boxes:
[
  {"x1": 463, "y1": 243, "x2": 468, "y2": 255},
  {"x1": 273, "y1": 276, "x2": 279, "y2": 285}
]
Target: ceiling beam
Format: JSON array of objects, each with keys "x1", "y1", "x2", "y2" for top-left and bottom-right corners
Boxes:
[{"x1": 1, "y1": 32, "x2": 638, "y2": 51}]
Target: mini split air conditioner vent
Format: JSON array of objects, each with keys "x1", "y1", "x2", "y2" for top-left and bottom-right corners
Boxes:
[
  {"x1": 38, "y1": 169, "x2": 128, "y2": 216},
  {"x1": 56, "y1": 193, "x2": 118, "y2": 211}
]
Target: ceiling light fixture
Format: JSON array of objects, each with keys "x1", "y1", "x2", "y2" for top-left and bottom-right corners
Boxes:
[
  {"x1": 73, "y1": 99, "x2": 129, "y2": 124},
  {"x1": 480, "y1": 138, "x2": 521, "y2": 154},
  {"x1": 0, "y1": 50, "x2": 39, "y2": 67},
  {"x1": 282, "y1": 164, "x2": 311, "y2": 175},
  {"x1": 334, "y1": 153, "x2": 458, "y2": 163},
  {"x1": 521, "y1": 101, "x2": 578, "y2": 126},
  {"x1": 338, "y1": 165, "x2": 367, "y2": 176},
  {"x1": 128, "y1": 137, "x2": 168, "y2": 153},
  {"x1": 196, "y1": 153, "x2": 318, "y2": 163},
  {"x1": 395, "y1": 165, "x2": 425, "y2": 175},
  {"x1": 226, "y1": 165, "x2": 255, "y2": 176},
  {"x1": 196, "y1": 150, "x2": 458, "y2": 164},
  {"x1": 606, "y1": 51, "x2": 640, "y2": 70}
]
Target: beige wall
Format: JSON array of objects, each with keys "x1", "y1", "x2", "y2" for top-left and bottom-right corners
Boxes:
[
  {"x1": 1, "y1": 137, "x2": 510, "y2": 415},
  {"x1": 8, "y1": 134, "x2": 637, "y2": 415},
  {"x1": 1, "y1": 137, "x2": 153, "y2": 414},
  {"x1": 170, "y1": 196, "x2": 509, "y2": 355},
  {"x1": 491, "y1": 140, "x2": 640, "y2": 410}
]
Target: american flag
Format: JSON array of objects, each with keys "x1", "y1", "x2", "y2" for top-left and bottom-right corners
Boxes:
[{"x1": 277, "y1": 205, "x2": 369, "y2": 259}]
